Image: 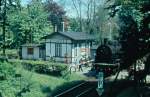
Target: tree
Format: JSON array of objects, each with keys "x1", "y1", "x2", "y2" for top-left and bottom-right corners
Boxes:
[
  {"x1": 24, "y1": 0, "x2": 52, "y2": 43},
  {"x1": 103, "y1": 0, "x2": 150, "y2": 95},
  {"x1": 108, "y1": 0, "x2": 150, "y2": 69},
  {"x1": 68, "y1": 18, "x2": 79, "y2": 31},
  {"x1": 44, "y1": 0, "x2": 66, "y2": 32},
  {"x1": 69, "y1": 0, "x2": 118, "y2": 43},
  {"x1": 0, "y1": 0, "x2": 20, "y2": 55},
  {"x1": 0, "y1": 0, "x2": 7, "y2": 55},
  {"x1": 107, "y1": 0, "x2": 150, "y2": 89},
  {"x1": 7, "y1": 0, "x2": 52, "y2": 48}
]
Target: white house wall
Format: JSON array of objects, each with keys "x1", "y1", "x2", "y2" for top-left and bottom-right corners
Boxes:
[
  {"x1": 71, "y1": 42, "x2": 91, "y2": 64},
  {"x1": 51, "y1": 43, "x2": 55, "y2": 56},
  {"x1": 22, "y1": 47, "x2": 39, "y2": 60},
  {"x1": 66, "y1": 44, "x2": 72, "y2": 57},
  {"x1": 34, "y1": 48, "x2": 40, "y2": 59},
  {"x1": 46, "y1": 43, "x2": 50, "y2": 58},
  {"x1": 45, "y1": 33, "x2": 93, "y2": 63},
  {"x1": 22, "y1": 47, "x2": 27, "y2": 59},
  {"x1": 46, "y1": 43, "x2": 55, "y2": 60},
  {"x1": 45, "y1": 34, "x2": 72, "y2": 61},
  {"x1": 62, "y1": 44, "x2": 67, "y2": 56}
]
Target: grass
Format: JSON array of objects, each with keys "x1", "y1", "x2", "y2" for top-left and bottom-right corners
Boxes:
[
  {"x1": 0, "y1": 49, "x2": 87, "y2": 97},
  {"x1": 19, "y1": 69, "x2": 86, "y2": 97},
  {"x1": 0, "y1": 63, "x2": 85, "y2": 97},
  {"x1": 19, "y1": 67, "x2": 86, "y2": 88},
  {"x1": 16, "y1": 69, "x2": 65, "y2": 97},
  {"x1": 20, "y1": 69, "x2": 66, "y2": 90}
]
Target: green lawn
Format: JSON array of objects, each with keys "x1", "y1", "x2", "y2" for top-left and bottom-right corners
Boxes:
[
  {"x1": 0, "y1": 61, "x2": 86, "y2": 97},
  {"x1": 0, "y1": 49, "x2": 87, "y2": 97}
]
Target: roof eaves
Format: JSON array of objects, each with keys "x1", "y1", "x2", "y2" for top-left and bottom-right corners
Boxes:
[
  {"x1": 57, "y1": 32, "x2": 75, "y2": 40},
  {"x1": 41, "y1": 32, "x2": 75, "y2": 40}
]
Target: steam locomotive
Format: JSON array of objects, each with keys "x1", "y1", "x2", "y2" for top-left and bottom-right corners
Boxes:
[{"x1": 92, "y1": 40, "x2": 120, "y2": 77}]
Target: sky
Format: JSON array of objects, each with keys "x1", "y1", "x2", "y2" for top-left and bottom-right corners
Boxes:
[
  {"x1": 21, "y1": 0, "x2": 104, "y2": 18},
  {"x1": 21, "y1": 0, "x2": 30, "y2": 5},
  {"x1": 21, "y1": 0, "x2": 83, "y2": 17},
  {"x1": 21, "y1": 0, "x2": 76, "y2": 17}
]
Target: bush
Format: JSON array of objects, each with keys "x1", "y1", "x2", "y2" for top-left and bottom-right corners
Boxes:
[
  {"x1": 0, "y1": 60, "x2": 86, "y2": 97},
  {"x1": 0, "y1": 49, "x2": 19, "y2": 59},
  {"x1": 9, "y1": 60, "x2": 69, "y2": 76},
  {"x1": 0, "y1": 62, "x2": 15, "y2": 80},
  {"x1": 0, "y1": 56, "x2": 8, "y2": 62},
  {"x1": 0, "y1": 62, "x2": 19, "y2": 97}
]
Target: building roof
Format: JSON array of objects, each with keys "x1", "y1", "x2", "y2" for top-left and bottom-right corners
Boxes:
[
  {"x1": 91, "y1": 45, "x2": 99, "y2": 50},
  {"x1": 21, "y1": 43, "x2": 44, "y2": 47},
  {"x1": 42, "y1": 31, "x2": 95, "y2": 41}
]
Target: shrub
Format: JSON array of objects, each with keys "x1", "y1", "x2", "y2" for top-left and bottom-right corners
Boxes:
[
  {"x1": 9, "y1": 60, "x2": 69, "y2": 76},
  {"x1": 0, "y1": 62, "x2": 15, "y2": 80},
  {"x1": 0, "y1": 49, "x2": 19, "y2": 59}
]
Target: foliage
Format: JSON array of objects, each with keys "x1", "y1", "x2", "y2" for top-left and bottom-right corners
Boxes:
[
  {"x1": 0, "y1": 61, "x2": 86, "y2": 97},
  {"x1": 10, "y1": 59, "x2": 69, "y2": 76},
  {"x1": 107, "y1": 0, "x2": 150, "y2": 69},
  {"x1": 0, "y1": 62, "x2": 18, "y2": 97},
  {"x1": 0, "y1": 62, "x2": 15, "y2": 80},
  {"x1": 0, "y1": 0, "x2": 54, "y2": 49},
  {"x1": 0, "y1": 49, "x2": 18, "y2": 59},
  {"x1": 7, "y1": 0, "x2": 53, "y2": 48},
  {"x1": 68, "y1": 18, "x2": 80, "y2": 31},
  {"x1": 44, "y1": 0, "x2": 66, "y2": 31}
]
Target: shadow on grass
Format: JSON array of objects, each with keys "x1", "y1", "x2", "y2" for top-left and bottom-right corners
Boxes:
[
  {"x1": 41, "y1": 85, "x2": 52, "y2": 94},
  {"x1": 36, "y1": 70, "x2": 62, "y2": 77},
  {"x1": 46, "y1": 80, "x2": 84, "y2": 97},
  {"x1": 102, "y1": 79, "x2": 136, "y2": 97},
  {"x1": 83, "y1": 69, "x2": 97, "y2": 77}
]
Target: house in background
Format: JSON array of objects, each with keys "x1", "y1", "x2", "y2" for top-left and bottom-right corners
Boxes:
[
  {"x1": 42, "y1": 31, "x2": 95, "y2": 63},
  {"x1": 21, "y1": 31, "x2": 95, "y2": 63},
  {"x1": 21, "y1": 43, "x2": 45, "y2": 60}
]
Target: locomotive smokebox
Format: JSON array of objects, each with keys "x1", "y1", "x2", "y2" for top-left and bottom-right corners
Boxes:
[{"x1": 95, "y1": 39, "x2": 112, "y2": 63}]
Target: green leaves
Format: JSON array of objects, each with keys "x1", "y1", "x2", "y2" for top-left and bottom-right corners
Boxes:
[
  {"x1": 0, "y1": 0, "x2": 54, "y2": 49},
  {"x1": 0, "y1": 62, "x2": 15, "y2": 79},
  {"x1": 6, "y1": 0, "x2": 53, "y2": 48},
  {"x1": 109, "y1": 0, "x2": 150, "y2": 69}
]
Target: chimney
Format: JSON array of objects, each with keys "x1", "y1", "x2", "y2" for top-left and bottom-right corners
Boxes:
[
  {"x1": 54, "y1": 25, "x2": 57, "y2": 32},
  {"x1": 62, "y1": 21, "x2": 65, "y2": 32}
]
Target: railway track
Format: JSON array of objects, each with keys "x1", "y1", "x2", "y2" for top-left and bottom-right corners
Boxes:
[{"x1": 54, "y1": 81, "x2": 99, "y2": 97}]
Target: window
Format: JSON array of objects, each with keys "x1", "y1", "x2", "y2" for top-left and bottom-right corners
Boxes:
[
  {"x1": 55, "y1": 43, "x2": 62, "y2": 57},
  {"x1": 27, "y1": 47, "x2": 34, "y2": 55},
  {"x1": 49, "y1": 42, "x2": 51, "y2": 54},
  {"x1": 74, "y1": 44, "x2": 77, "y2": 56}
]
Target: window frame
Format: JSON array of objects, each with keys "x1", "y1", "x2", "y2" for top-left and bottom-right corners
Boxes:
[{"x1": 55, "y1": 43, "x2": 62, "y2": 57}]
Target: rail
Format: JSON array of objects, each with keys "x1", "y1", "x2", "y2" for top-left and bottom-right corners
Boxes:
[
  {"x1": 54, "y1": 81, "x2": 98, "y2": 97},
  {"x1": 54, "y1": 82, "x2": 87, "y2": 97}
]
